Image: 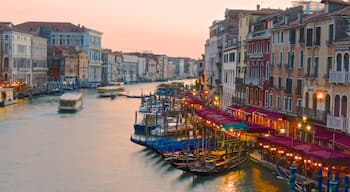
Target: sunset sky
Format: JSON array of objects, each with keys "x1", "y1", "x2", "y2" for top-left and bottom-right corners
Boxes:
[{"x1": 2, "y1": 0, "x2": 291, "y2": 58}]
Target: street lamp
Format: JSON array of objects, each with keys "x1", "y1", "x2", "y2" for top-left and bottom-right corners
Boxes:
[{"x1": 297, "y1": 115, "x2": 311, "y2": 143}]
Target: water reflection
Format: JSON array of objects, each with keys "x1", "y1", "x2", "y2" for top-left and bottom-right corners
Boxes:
[{"x1": 0, "y1": 80, "x2": 289, "y2": 192}]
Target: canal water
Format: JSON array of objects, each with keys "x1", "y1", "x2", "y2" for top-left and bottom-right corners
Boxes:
[{"x1": 0, "y1": 81, "x2": 289, "y2": 192}]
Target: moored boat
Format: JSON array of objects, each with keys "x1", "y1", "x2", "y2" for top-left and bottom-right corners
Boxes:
[
  {"x1": 0, "y1": 88, "x2": 17, "y2": 107},
  {"x1": 58, "y1": 92, "x2": 83, "y2": 113}
]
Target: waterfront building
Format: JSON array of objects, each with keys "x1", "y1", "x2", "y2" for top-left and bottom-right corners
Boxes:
[
  {"x1": 269, "y1": 7, "x2": 305, "y2": 135},
  {"x1": 102, "y1": 49, "x2": 112, "y2": 85},
  {"x1": 291, "y1": 0, "x2": 324, "y2": 14},
  {"x1": 16, "y1": 22, "x2": 103, "y2": 86},
  {"x1": 121, "y1": 54, "x2": 138, "y2": 83},
  {"x1": 325, "y1": 4, "x2": 350, "y2": 134},
  {"x1": 204, "y1": 19, "x2": 225, "y2": 96},
  {"x1": 1, "y1": 26, "x2": 32, "y2": 84},
  {"x1": 47, "y1": 46, "x2": 87, "y2": 88},
  {"x1": 235, "y1": 9, "x2": 280, "y2": 105},
  {"x1": 246, "y1": 13, "x2": 276, "y2": 108},
  {"x1": 302, "y1": 0, "x2": 350, "y2": 127},
  {"x1": 158, "y1": 55, "x2": 168, "y2": 81},
  {"x1": 31, "y1": 35, "x2": 48, "y2": 94}
]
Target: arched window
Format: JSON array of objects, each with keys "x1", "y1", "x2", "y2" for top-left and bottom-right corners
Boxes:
[
  {"x1": 341, "y1": 96, "x2": 347, "y2": 117},
  {"x1": 4, "y1": 58, "x2": 9, "y2": 69},
  {"x1": 344, "y1": 53, "x2": 349, "y2": 72},
  {"x1": 312, "y1": 93, "x2": 317, "y2": 114},
  {"x1": 336, "y1": 53, "x2": 342, "y2": 71},
  {"x1": 305, "y1": 92, "x2": 309, "y2": 109},
  {"x1": 325, "y1": 94, "x2": 331, "y2": 114},
  {"x1": 334, "y1": 95, "x2": 340, "y2": 117}
]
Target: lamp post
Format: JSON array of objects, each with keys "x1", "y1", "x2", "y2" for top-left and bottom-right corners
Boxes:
[{"x1": 297, "y1": 115, "x2": 311, "y2": 143}]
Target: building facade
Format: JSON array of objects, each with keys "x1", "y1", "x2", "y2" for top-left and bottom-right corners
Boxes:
[
  {"x1": 16, "y1": 22, "x2": 103, "y2": 87},
  {"x1": 2, "y1": 30, "x2": 32, "y2": 84},
  {"x1": 31, "y1": 35, "x2": 48, "y2": 93}
]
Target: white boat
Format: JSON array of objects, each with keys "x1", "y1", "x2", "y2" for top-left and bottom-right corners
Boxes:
[
  {"x1": 96, "y1": 84, "x2": 125, "y2": 97},
  {"x1": 58, "y1": 92, "x2": 83, "y2": 113},
  {"x1": 0, "y1": 88, "x2": 17, "y2": 107}
]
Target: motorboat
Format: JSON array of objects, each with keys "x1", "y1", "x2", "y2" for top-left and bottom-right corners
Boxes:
[
  {"x1": 58, "y1": 92, "x2": 83, "y2": 113},
  {"x1": 96, "y1": 86, "x2": 124, "y2": 97},
  {"x1": 0, "y1": 88, "x2": 17, "y2": 107}
]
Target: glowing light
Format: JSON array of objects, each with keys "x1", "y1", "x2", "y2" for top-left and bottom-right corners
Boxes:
[
  {"x1": 302, "y1": 116, "x2": 307, "y2": 122},
  {"x1": 306, "y1": 125, "x2": 311, "y2": 131}
]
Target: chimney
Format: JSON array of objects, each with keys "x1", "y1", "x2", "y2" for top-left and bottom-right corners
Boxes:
[{"x1": 257, "y1": 4, "x2": 260, "y2": 10}]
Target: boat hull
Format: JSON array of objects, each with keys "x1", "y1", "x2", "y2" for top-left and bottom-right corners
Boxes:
[{"x1": 133, "y1": 124, "x2": 160, "y2": 134}]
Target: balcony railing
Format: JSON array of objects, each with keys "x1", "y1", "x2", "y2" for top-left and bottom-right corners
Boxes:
[
  {"x1": 245, "y1": 78, "x2": 263, "y2": 86},
  {"x1": 232, "y1": 96, "x2": 246, "y2": 106},
  {"x1": 328, "y1": 71, "x2": 350, "y2": 84},
  {"x1": 297, "y1": 107, "x2": 327, "y2": 123},
  {"x1": 327, "y1": 115, "x2": 350, "y2": 133}
]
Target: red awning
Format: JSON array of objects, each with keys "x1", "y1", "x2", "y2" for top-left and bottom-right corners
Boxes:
[
  {"x1": 268, "y1": 111, "x2": 284, "y2": 120},
  {"x1": 258, "y1": 135, "x2": 301, "y2": 149},
  {"x1": 227, "y1": 104, "x2": 242, "y2": 111},
  {"x1": 255, "y1": 108, "x2": 269, "y2": 116},
  {"x1": 242, "y1": 106, "x2": 257, "y2": 115},
  {"x1": 247, "y1": 124, "x2": 275, "y2": 133},
  {"x1": 334, "y1": 135, "x2": 350, "y2": 150},
  {"x1": 291, "y1": 143, "x2": 328, "y2": 156},
  {"x1": 308, "y1": 150, "x2": 350, "y2": 166}
]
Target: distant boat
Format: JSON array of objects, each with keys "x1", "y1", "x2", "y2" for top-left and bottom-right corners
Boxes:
[
  {"x1": 96, "y1": 82, "x2": 125, "y2": 97},
  {"x1": 58, "y1": 92, "x2": 83, "y2": 113},
  {"x1": 0, "y1": 88, "x2": 17, "y2": 107}
]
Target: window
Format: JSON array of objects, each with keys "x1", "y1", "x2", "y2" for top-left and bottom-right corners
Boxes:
[
  {"x1": 266, "y1": 62, "x2": 270, "y2": 80},
  {"x1": 265, "y1": 90, "x2": 269, "y2": 107},
  {"x1": 276, "y1": 96, "x2": 281, "y2": 110},
  {"x1": 344, "y1": 53, "x2": 349, "y2": 71},
  {"x1": 299, "y1": 27, "x2": 305, "y2": 43},
  {"x1": 225, "y1": 71, "x2": 228, "y2": 83},
  {"x1": 4, "y1": 34, "x2": 8, "y2": 40},
  {"x1": 297, "y1": 99, "x2": 302, "y2": 108},
  {"x1": 285, "y1": 78, "x2": 292, "y2": 94},
  {"x1": 314, "y1": 57, "x2": 319, "y2": 77},
  {"x1": 278, "y1": 77, "x2": 282, "y2": 89},
  {"x1": 269, "y1": 94, "x2": 273, "y2": 107},
  {"x1": 281, "y1": 32, "x2": 284, "y2": 43},
  {"x1": 299, "y1": 50, "x2": 304, "y2": 68},
  {"x1": 289, "y1": 29, "x2": 296, "y2": 44},
  {"x1": 279, "y1": 51, "x2": 283, "y2": 67},
  {"x1": 297, "y1": 79, "x2": 302, "y2": 95},
  {"x1": 328, "y1": 24, "x2": 334, "y2": 44},
  {"x1": 336, "y1": 53, "x2": 342, "y2": 71},
  {"x1": 284, "y1": 97, "x2": 288, "y2": 111},
  {"x1": 229, "y1": 52, "x2": 235, "y2": 62},
  {"x1": 306, "y1": 28, "x2": 313, "y2": 46},
  {"x1": 271, "y1": 53, "x2": 275, "y2": 67},
  {"x1": 269, "y1": 76, "x2": 274, "y2": 88},
  {"x1": 315, "y1": 27, "x2": 321, "y2": 46},
  {"x1": 307, "y1": 58, "x2": 311, "y2": 76},
  {"x1": 327, "y1": 57, "x2": 332, "y2": 78},
  {"x1": 288, "y1": 98, "x2": 292, "y2": 112}
]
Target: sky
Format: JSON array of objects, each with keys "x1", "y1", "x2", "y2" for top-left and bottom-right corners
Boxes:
[{"x1": 1, "y1": 0, "x2": 291, "y2": 58}]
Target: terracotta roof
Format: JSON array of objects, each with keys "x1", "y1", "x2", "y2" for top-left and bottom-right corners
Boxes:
[
  {"x1": 321, "y1": 0, "x2": 350, "y2": 6},
  {"x1": 226, "y1": 8, "x2": 282, "y2": 16},
  {"x1": 15, "y1": 22, "x2": 85, "y2": 33}
]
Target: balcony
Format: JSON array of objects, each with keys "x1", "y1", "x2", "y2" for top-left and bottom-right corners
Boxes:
[
  {"x1": 232, "y1": 96, "x2": 246, "y2": 106},
  {"x1": 247, "y1": 30, "x2": 271, "y2": 40},
  {"x1": 245, "y1": 78, "x2": 263, "y2": 86},
  {"x1": 327, "y1": 115, "x2": 350, "y2": 133},
  {"x1": 249, "y1": 53, "x2": 264, "y2": 59},
  {"x1": 297, "y1": 107, "x2": 327, "y2": 123},
  {"x1": 328, "y1": 71, "x2": 350, "y2": 84}
]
